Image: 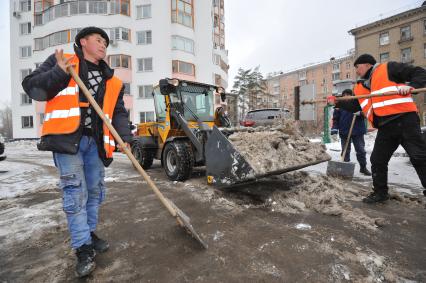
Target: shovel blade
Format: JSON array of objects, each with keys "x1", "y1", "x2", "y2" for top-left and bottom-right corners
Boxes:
[
  {"x1": 326, "y1": 160, "x2": 355, "y2": 179},
  {"x1": 166, "y1": 198, "x2": 208, "y2": 249}
]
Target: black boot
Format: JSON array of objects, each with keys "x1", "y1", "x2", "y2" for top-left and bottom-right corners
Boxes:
[
  {"x1": 362, "y1": 191, "x2": 389, "y2": 204},
  {"x1": 360, "y1": 166, "x2": 371, "y2": 176},
  {"x1": 75, "y1": 244, "x2": 96, "y2": 277},
  {"x1": 91, "y1": 232, "x2": 109, "y2": 253}
]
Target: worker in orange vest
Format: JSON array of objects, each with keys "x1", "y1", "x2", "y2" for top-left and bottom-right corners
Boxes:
[
  {"x1": 327, "y1": 54, "x2": 426, "y2": 203},
  {"x1": 22, "y1": 27, "x2": 132, "y2": 277}
]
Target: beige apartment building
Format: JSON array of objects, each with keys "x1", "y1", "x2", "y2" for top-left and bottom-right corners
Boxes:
[
  {"x1": 349, "y1": 3, "x2": 426, "y2": 125},
  {"x1": 265, "y1": 51, "x2": 356, "y2": 131}
]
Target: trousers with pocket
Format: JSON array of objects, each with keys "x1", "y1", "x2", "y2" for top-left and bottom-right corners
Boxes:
[
  {"x1": 53, "y1": 135, "x2": 106, "y2": 249},
  {"x1": 370, "y1": 112, "x2": 426, "y2": 194}
]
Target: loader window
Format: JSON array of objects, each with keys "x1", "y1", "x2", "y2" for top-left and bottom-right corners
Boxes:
[
  {"x1": 153, "y1": 87, "x2": 167, "y2": 122},
  {"x1": 180, "y1": 85, "x2": 215, "y2": 122}
]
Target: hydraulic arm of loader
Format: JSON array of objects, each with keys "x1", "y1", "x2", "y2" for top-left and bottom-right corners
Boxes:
[{"x1": 169, "y1": 106, "x2": 208, "y2": 163}]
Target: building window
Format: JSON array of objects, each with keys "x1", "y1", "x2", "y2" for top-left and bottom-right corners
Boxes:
[
  {"x1": 21, "y1": 93, "x2": 32, "y2": 105},
  {"x1": 20, "y1": 46, "x2": 32, "y2": 58},
  {"x1": 380, "y1": 52, "x2": 390, "y2": 63},
  {"x1": 19, "y1": 22, "x2": 31, "y2": 35},
  {"x1": 123, "y1": 83, "x2": 131, "y2": 95},
  {"x1": 379, "y1": 32, "x2": 389, "y2": 45},
  {"x1": 21, "y1": 116, "x2": 34, "y2": 128},
  {"x1": 332, "y1": 73, "x2": 340, "y2": 81},
  {"x1": 401, "y1": 48, "x2": 411, "y2": 63},
  {"x1": 171, "y1": 0, "x2": 194, "y2": 28},
  {"x1": 39, "y1": 113, "x2": 45, "y2": 125},
  {"x1": 400, "y1": 26, "x2": 411, "y2": 41},
  {"x1": 35, "y1": 30, "x2": 69, "y2": 51},
  {"x1": 19, "y1": 0, "x2": 31, "y2": 12},
  {"x1": 137, "y1": 30, "x2": 152, "y2": 45},
  {"x1": 332, "y1": 63, "x2": 340, "y2": 71},
  {"x1": 136, "y1": 4, "x2": 151, "y2": 19},
  {"x1": 139, "y1": 111, "x2": 155, "y2": 123},
  {"x1": 88, "y1": 1, "x2": 107, "y2": 14},
  {"x1": 109, "y1": 54, "x2": 131, "y2": 69},
  {"x1": 171, "y1": 35, "x2": 194, "y2": 53},
  {"x1": 424, "y1": 20, "x2": 426, "y2": 35},
  {"x1": 346, "y1": 62, "x2": 350, "y2": 69},
  {"x1": 110, "y1": 0, "x2": 130, "y2": 16},
  {"x1": 346, "y1": 73, "x2": 350, "y2": 79},
  {"x1": 138, "y1": 85, "x2": 153, "y2": 99},
  {"x1": 137, "y1": 58, "x2": 153, "y2": 72},
  {"x1": 20, "y1": 68, "x2": 32, "y2": 81},
  {"x1": 172, "y1": 60, "x2": 195, "y2": 76}
]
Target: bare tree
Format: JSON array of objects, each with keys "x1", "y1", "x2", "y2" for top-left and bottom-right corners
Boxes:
[{"x1": 0, "y1": 103, "x2": 13, "y2": 139}]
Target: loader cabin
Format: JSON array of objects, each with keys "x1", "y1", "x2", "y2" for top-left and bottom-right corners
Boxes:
[{"x1": 156, "y1": 79, "x2": 218, "y2": 123}]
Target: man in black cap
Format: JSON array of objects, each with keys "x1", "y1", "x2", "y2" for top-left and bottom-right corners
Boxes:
[
  {"x1": 22, "y1": 27, "x2": 132, "y2": 277},
  {"x1": 327, "y1": 54, "x2": 426, "y2": 203}
]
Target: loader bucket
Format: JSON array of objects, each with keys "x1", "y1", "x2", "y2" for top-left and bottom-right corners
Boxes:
[{"x1": 205, "y1": 126, "x2": 330, "y2": 187}]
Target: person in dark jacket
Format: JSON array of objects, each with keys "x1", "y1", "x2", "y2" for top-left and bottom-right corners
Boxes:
[
  {"x1": 22, "y1": 27, "x2": 132, "y2": 277},
  {"x1": 327, "y1": 54, "x2": 426, "y2": 203},
  {"x1": 331, "y1": 89, "x2": 371, "y2": 176}
]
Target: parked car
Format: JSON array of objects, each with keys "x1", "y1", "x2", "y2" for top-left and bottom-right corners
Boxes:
[
  {"x1": 240, "y1": 108, "x2": 290, "y2": 127},
  {"x1": 0, "y1": 135, "x2": 6, "y2": 161}
]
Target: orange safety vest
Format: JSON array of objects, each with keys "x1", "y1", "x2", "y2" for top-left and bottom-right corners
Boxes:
[
  {"x1": 354, "y1": 63, "x2": 417, "y2": 126},
  {"x1": 42, "y1": 54, "x2": 123, "y2": 158}
]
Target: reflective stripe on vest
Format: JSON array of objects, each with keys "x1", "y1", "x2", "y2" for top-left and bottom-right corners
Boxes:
[
  {"x1": 42, "y1": 53, "x2": 123, "y2": 158},
  {"x1": 369, "y1": 63, "x2": 417, "y2": 116},
  {"x1": 354, "y1": 82, "x2": 374, "y2": 125}
]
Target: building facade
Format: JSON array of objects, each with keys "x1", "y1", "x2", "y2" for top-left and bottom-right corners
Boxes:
[
  {"x1": 349, "y1": 3, "x2": 426, "y2": 125},
  {"x1": 10, "y1": 0, "x2": 228, "y2": 139},
  {"x1": 265, "y1": 51, "x2": 356, "y2": 130}
]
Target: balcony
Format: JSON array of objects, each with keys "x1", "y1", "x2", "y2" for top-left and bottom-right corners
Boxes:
[
  {"x1": 34, "y1": 0, "x2": 130, "y2": 26},
  {"x1": 398, "y1": 36, "x2": 414, "y2": 44}
]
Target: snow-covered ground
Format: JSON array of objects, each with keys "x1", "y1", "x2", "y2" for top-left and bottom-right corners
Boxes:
[
  {"x1": 0, "y1": 134, "x2": 424, "y2": 249},
  {"x1": 309, "y1": 131, "x2": 423, "y2": 195}
]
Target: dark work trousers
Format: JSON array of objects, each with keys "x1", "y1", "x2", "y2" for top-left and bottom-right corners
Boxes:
[
  {"x1": 340, "y1": 134, "x2": 367, "y2": 167},
  {"x1": 370, "y1": 112, "x2": 426, "y2": 193}
]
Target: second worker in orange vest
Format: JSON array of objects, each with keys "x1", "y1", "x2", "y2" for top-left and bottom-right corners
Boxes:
[
  {"x1": 327, "y1": 54, "x2": 426, "y2": 203},
  {"x1": 22, "y1": 27, "x2": 132, "y2": 277}
]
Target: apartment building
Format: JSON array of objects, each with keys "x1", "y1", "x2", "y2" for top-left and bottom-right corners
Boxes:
[
  {"x1": 10, "y1": 0, "x2": 228, "y2": 139},
  {"x1": 349, "y1": 2, "x2": 426, "y2": 125},
  {"x1": 265, "y1": 51, "x2": 356, "y2": 129}
]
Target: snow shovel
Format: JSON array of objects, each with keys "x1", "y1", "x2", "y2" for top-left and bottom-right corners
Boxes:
[
  {"x1": 68, "y1": 66, "x2": 208, "y2": 249},
  {"x1": 326, "y1": 114, "x2": 356, "y2": 179}
]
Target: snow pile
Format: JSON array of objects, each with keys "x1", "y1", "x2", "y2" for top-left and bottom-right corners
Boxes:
[
  {"x1": 227, "y1": 120, "x2": 330, "y2": 174},
  {"x1": 267, "y1": 171, "x2": 378, "y2": 230}
]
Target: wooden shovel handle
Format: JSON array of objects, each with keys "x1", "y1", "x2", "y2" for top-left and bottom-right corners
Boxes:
[
  {"x1": 302, "y1": 87, "x2": 426, "y2": 104},
  {"x1": 340, "y1": 114, "x2": 357, "y2": 162},
  {"x1": 67, "y1": 66, "x2": 178, "y2": 217}
]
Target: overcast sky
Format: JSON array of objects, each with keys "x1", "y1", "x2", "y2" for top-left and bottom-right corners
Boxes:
[{"x1": 0, "y1": 0, "x2": 422, "y2": 107}]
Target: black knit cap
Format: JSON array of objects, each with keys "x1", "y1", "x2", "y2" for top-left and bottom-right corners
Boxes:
[
  {"x1": 75, "y1": 27, "x2": 109, "y2": 48},
  {"x1": 342, "y1": 89, "x2": 353, "y2": 96},
  {"x1": 353, "y1": 54, "x2": 376, "y2": 66}
]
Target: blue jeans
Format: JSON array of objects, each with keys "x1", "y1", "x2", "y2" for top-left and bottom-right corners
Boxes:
[
  {"x1": 53, "y1": 135, "x2": 105, "y2": 249},
  {"x1": 340, "y1": 134, "x2": 367, "y2": 167}
]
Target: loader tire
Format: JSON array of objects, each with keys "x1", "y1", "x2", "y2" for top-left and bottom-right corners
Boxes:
[
  {"x1": 131, "y1": 140, "x2": 154, "y2": 169},
  {"x1": 162, "y1": 140, "x2": 194, "y2": 181}
]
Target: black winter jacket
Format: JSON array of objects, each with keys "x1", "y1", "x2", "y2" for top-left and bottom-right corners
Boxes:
[
  {"x1": 22, "y1": 45, "x2": 132, "y2": 166},
  {"x1": 336, "y1": 62, "x2": 426, "y2": 128}
]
